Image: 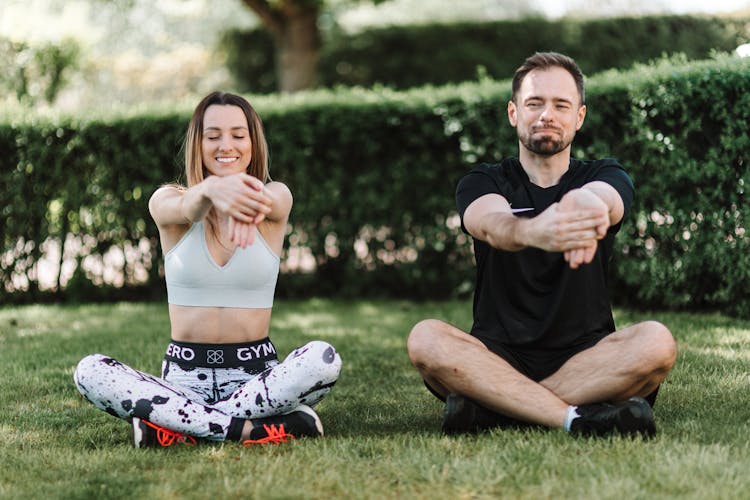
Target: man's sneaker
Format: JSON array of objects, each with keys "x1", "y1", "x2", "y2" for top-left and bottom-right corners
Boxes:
[
  {"x1": 131, "y1": 417, "x2": 197, "y2": 448},
  {"x1": 569, "y1": 397, "x2": 656, "y2": 438},
  {"x1": 243, "y1": 405, "x2": 323, "y2": 446},
  {"x1": 442, "y1": 393, "x2": 505, "y2": 435}
]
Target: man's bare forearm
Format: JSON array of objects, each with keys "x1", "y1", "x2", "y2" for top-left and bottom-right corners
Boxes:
[
  {"x1": 475, "y1": 211, "x2": 527, "y2": 251},
  {"x1": 580, "y1": 181, "x2": 624, "y2": 226}
]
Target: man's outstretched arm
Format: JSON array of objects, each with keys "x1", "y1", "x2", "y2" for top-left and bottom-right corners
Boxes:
[
  {"x1": 463, "y1": 192, "x2": 608, "y2": 256},
  {"x1": 579, "y1": 180, "x2": 625, "y2": 227}
]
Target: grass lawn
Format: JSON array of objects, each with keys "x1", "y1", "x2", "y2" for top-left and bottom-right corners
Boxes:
[{"x1": 1, "y1": 299, "x2": 749, "y2": 499}]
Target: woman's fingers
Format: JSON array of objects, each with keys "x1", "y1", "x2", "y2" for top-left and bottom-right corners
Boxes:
[{"x1": 229, "y1": 216, "x2": 257, "y2": 248}]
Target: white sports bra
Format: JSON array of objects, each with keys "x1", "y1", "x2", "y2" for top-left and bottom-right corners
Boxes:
[{"x1": 164, "y1": 220, "x2": 279, "y2": 308}]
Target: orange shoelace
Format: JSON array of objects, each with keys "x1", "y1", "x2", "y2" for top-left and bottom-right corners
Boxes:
[
  {"x1": 242, "y1": 424, "x2": 295, "y2": 445},
  {"x1": 143, "y1": 420, "x2": 197, "y2": 447}
]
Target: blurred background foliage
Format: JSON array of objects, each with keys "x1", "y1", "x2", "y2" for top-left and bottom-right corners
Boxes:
[
  {"x1": 224, "y1": 14, "x2": 750, "y2": 92},
  {"x1": 0, "y1": 38, "x2": 80, "y2": 105},
  {"x1": 1, "y1": 55, "x2": 749, "y2": 317},
  {"x1": 1, "y1": 0, "x2": 749, "y2": 108},
  {"x1": 0, "y1": 0, "x2": 749, "y2": 315}
]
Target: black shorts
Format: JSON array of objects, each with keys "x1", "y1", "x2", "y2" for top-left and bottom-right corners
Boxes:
[
  {"x1": 426, "y1": 331, "x2": 659, "y2": 410},
  {"x1": 478, "y1": 332, "x2": 611, "y2": 382}
]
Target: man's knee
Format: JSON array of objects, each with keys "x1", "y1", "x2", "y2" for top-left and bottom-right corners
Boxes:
[
  {"x1": 601, "y1": 321, "x2": 676, "y2": 379},
  {"x1": 407, "y1": 319, "x2": 474, "y2": 374},
  {"x1": 631, "y1": 321, "x2": 677, "y2": 375},
  {"x1": 407, "y1": 319, "x2": 447, "y2": 365}
]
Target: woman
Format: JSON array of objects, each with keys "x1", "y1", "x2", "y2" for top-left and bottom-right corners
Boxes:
[{"x1": 74, "y1": 92, "x2": 342, "y2": 447}]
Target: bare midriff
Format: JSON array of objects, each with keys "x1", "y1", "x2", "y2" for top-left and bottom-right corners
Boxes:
[{"x1": 168, "y1": 304, "x2": 272, "y2": 344}]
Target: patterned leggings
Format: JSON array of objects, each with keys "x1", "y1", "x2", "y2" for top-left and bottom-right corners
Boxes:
[{"x1": 73, "y1": 340, "x2": 342, "y2": 441}]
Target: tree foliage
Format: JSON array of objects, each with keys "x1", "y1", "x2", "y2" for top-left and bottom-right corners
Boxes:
[{"x1": 0, "y1": 37, "x2": 80, "y2": 105}]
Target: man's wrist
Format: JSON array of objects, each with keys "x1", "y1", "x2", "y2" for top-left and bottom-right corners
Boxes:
[{"x1": 509, "y1": 214, "x2": 528, "y2": 250}]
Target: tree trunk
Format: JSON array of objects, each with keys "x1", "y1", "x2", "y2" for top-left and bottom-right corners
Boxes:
[
  {"x1": 273, "y1": 7, "x2": 320, "y2": 92},
  {"x1": 241, "y1": 1, "x2": 321, "y2": 93}
]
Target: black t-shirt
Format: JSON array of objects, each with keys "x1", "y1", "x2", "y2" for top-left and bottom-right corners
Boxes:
[{"x1": 455, "y1": 158, "x2": 634, "y2": 351}]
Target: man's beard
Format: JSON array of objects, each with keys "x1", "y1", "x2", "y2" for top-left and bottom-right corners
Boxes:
[{"x1": 519, "y1": 130, "x2": 572, "y2": 156}]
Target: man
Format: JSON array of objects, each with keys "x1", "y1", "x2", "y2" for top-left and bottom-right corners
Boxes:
[{"x1": 406, "y1": 52, "x2": 676, "y2": 437}]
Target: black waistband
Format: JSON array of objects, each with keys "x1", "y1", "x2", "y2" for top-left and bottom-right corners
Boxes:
[{"x1": 164, "y1": 338, "x2": 278, "y2": 368}]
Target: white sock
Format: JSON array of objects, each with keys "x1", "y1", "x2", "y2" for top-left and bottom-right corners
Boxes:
[{"x1": 564, "y1": 405, "x2": 580, "y2": 432}]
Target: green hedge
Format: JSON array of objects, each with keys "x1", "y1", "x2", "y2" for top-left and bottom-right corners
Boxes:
[
  {"x1": 1, "y1": 55, "x2": 749, "y2": 316},
  {"x1": 222, "y1": 15, "x2": 750, "y2": 93},
  {"x1": 0, "y1": 112, "x2": 186, "y2": 302}
]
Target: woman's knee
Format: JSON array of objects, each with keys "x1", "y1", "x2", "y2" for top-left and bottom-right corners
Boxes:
[
  {"x1": 74, "y1": 353, "x2": 108, "y2": 382},
  {"x1": 288, "y1": 340, "x2": 342, "y2": 381}
]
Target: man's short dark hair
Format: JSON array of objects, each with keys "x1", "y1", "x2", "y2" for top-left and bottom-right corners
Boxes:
[{"x1": 511, "y1": 52, "x2": 585, "y2": 105}]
